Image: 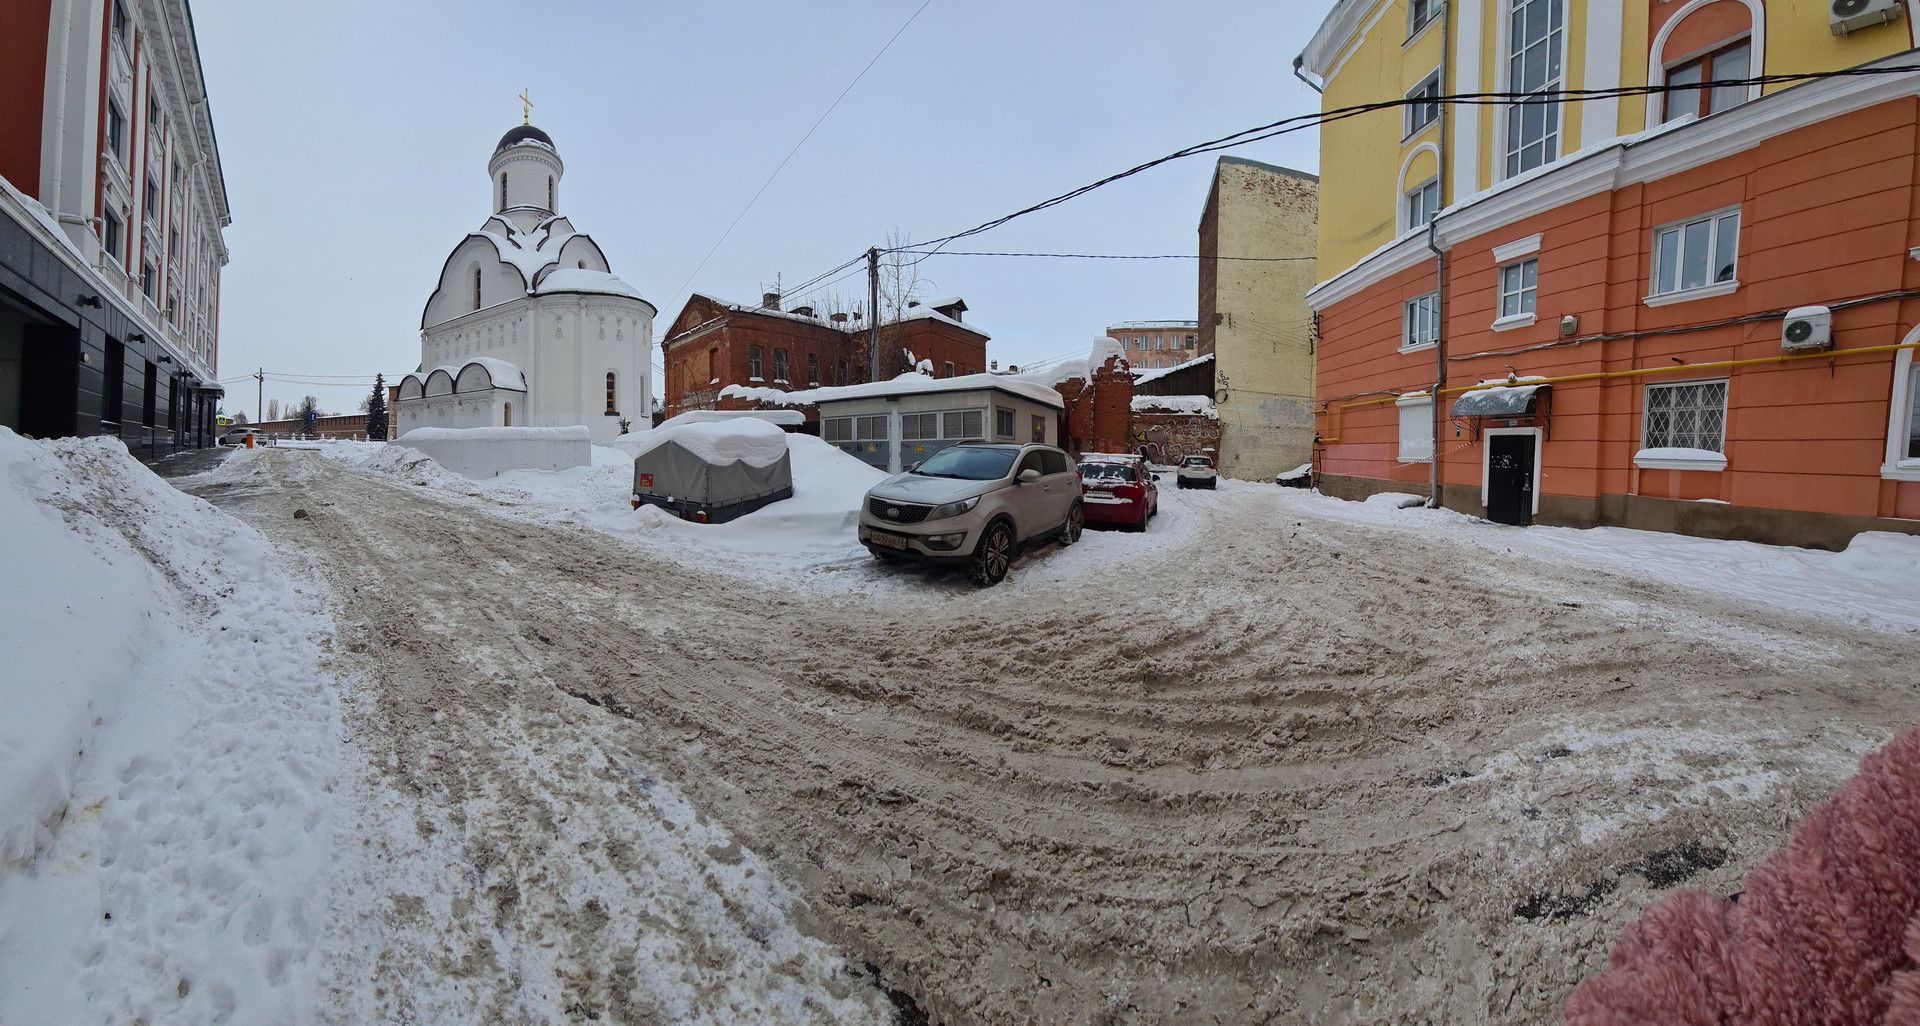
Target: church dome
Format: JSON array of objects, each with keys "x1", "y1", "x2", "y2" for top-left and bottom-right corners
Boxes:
[{"x1": 494, "y1": 124, "x2": 555, "y2": 156}]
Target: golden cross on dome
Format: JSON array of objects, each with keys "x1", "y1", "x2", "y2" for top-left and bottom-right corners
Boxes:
[{"x1": 519, "y1": 89, "x2": 533, "y2": 125}]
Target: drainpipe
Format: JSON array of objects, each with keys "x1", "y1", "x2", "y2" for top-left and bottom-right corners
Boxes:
[
  {"x1": 1425, "y1": 5, "x2": 1453, "y2": 510},
  {"x1": 1292, "y1": 56, "x2": 1324, "y2": 94}
]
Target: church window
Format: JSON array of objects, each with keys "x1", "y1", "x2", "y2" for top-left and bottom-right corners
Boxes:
[
  {"x1": 605, "y1": 372, "x2": 617, "y2": 414},
  {"x1": 748, "y1": 346, "x2": 764, "y2": 380},
  {"x1": 547, "y1": 176, "x2": 554, "y2": 210},
  {"x1": 772, "y1": 349, "x2": 788, "y2": 383},
  {"x1": 472, "y1": 267, "x2": 482, "y2": 310},
  {"x1": 503, "y1": 401, "x2": 511, "y2": 426},
  {"x1": 807, "y1": 353, "x2": 819, "y2": 385},
  {"x1": 499, "y1": 173, "x2": 507, "y2": 209}
]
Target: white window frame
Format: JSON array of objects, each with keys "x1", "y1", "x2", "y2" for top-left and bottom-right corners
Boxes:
[
  {"x1": 1494, "y1": 257, "x2": 1538, "y2": 330},
  {"x1": 1407, "y1": 0, "x2": 1443, "y2": 42},
  {"x1": 1638, "y1": 378, "x2": 1729, "y2": 467},
  {"x1": 1404, "y1": 177, "x2": 1441, "y2": 231},
  {"x1": 1402, "y1": 291, "x2": 1440, "y2": 352},
  {"x1": 1643, "y1": 0, "x2": 1765, "y2": 131},
  {"x1": 1404, "y1": 71, "x2": 1442, "y2": 138},
  {"x1": 1397, "y1": 393, "x2": 1435, "y2": 463},
  {"x1": 1498, "y1": 0, "x2": 1567, "y2": 181},
  {"x1": 1480, "y1": 427, "x2": 1545, "y2": 514},
  {"x1": 994, "y1": 407, "x2": 1015, "y2": 439},
  {"x1": 1884, "y1": 329, "x2": 1920, "y2": 481},
  {"x1": 1646, "y1": 207, "x2": 1741, "y2": 306}
]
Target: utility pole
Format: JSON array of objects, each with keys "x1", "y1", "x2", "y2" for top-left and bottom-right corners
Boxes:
[
  {"x1": 255, "y1": 367, "x2": 264, "y2": 422},
  {"x1": 866, "y1": 246, "x2": 880, "y2": 384}
]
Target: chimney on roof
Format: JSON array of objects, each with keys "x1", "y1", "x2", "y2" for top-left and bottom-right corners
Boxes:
[
  {"x1": 830, "y1": 312, "x2": 848, "y2": 325},
  {"x1": 791, "y1": 305, "x2": 815, "y2": 318},
  {"x1": 762, "y1": 291, "x2": 780, "y2": 310},
  {"x1": 990, "y1": 360, "x2": 999, "y2": 371}
]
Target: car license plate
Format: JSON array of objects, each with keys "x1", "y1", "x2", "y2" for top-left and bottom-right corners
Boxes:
[{"x1": 870, "y1": 531, "x2": 910, "y2": 550}]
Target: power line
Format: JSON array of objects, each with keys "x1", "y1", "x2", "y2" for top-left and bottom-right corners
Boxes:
[
  {"x1": 895, "y1": 249, "x2": 1314, "y2": 261},
  {"x1": 659, "y1": 0, "x2": 936, "y2": 323},
  {"x1": 892, "y1": 64, "x2": 1920, "y2": 256}
]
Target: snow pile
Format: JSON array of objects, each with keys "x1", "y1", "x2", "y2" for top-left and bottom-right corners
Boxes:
[
  {"x1": 661, "y1": 409, "x2": 805, "y2": 427},
  {"x1": 1131, "y1": 394, "x2": 1217, "y2": 418},
  {"x1": 0, "y1": 429, "x2": 343, "y2": 1024},
  {"x1": 618, "y1": 417, "x2": 789, "y2": 468},
  {"x1": 396, "y1": 425, "x2": 589, "y2": 442}
]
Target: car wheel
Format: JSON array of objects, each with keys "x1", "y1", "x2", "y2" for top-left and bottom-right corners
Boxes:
[
  {"x1": 969, "y1": 521, "x2": 1013, "y2": 586},
  {"x1": 1061, "y1": 502, "x2": 1084, "y2": 546}
]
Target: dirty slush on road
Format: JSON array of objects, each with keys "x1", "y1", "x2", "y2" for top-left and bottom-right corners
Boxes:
[{"x1": 193, "y1": 449, "x2": 1913, "y2": 1025}]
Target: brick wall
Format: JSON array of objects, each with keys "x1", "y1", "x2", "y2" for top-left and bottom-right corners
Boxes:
[{"x1": 1056, "y1": 354, "x2": 1217, "y2": 462}]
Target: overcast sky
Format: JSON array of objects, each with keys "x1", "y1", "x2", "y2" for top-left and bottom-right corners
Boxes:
[{"x1": 193, "y1": 0, "x2": 1327, "y2": 418}]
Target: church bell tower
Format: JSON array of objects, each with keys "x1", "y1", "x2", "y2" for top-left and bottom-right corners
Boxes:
[{"x1": 487, "y1": 112, "x2": 564, "y2": 216}]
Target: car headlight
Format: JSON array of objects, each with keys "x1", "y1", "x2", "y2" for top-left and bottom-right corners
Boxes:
[{"x1": 928, "y1": 495, "x2": 981, "y2": 520}]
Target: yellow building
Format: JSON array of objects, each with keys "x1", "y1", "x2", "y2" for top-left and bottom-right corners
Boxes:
[
  {"x1": 1197, "y1": 157, "x2": 1320, "y2": 482},
  {"x1": 1298, "y1": 0, "x2": 1916, "y2": 276}
]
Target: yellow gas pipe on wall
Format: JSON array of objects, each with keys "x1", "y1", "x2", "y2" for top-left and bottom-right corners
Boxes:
[{"x1": 1316, "y1": 340, "x2": 1920, "y2": 444}]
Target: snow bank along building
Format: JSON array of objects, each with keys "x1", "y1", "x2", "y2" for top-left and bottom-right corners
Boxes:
[
  {"x1": 1197, "y1": 158, "x2": 1321, "y2": 484},
  {"x1": 0, "y1": 0, "x2": 229, "y2": 449},
  {"x1": 1299, "y1": 0, "x2": 1920, "y2": 547},
  {"x1": 396, "y1": 123, "x2": 654, "y2": 444},
  {"x1": 660, "y1": 292, "x2": 989, "y2": 421}
]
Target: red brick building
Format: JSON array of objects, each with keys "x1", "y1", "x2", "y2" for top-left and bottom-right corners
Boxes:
[
  {"x1": 661, "y1": 292, "x2": 988, "y2": 420},
  {"x1": 1056, "y1": 354, "x2": 1221, "y2": 464}
]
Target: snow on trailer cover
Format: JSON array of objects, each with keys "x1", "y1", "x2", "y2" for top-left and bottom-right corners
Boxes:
[{"x1": 629, "y1": 419, "x2": 793, "y2": 524}]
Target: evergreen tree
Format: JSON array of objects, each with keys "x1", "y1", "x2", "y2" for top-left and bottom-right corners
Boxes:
[
  {"x1": 296, "y1": 395, "x2": 320, "y2": 436},
  {"x1": 365, "y1": 374, "x2": 389, "y2": 441}
]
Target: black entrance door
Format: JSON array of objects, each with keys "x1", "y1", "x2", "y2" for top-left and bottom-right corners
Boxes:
[{"x1": 1486, "y1": 434, "x2": 1535, "y2": 526}]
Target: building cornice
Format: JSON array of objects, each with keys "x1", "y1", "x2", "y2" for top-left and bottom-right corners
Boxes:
[
  {"x1": 1307, "y1": 51, "x2": 1920, "y2": 312},
  {"x1": 1299, "y1": 0, "x2": 1391, "y2": 79}
]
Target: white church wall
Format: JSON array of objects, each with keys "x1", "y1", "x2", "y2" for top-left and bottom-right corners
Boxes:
[
  {"x1": 393, "y1": 425, "x2": 590, "y2": 480},
  {"x1": 488, "y1": 146, "x2": 563, "y2": 213}
]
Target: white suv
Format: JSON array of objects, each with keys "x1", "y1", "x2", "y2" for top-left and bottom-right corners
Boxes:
[
  {"x1": 1175, "y1": 454, "x2": 1218, "y2": 489},
  {"x1": 859, "y1": 442, "x2": 1084, "y2": 586}
]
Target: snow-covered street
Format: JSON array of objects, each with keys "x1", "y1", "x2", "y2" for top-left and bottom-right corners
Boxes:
[{"x1": 91, "y1": 438, "x2": 1914, "y2": 1025}]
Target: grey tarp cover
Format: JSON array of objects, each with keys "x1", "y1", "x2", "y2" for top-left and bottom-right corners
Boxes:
[
  {"x1": 1451, "y1": 383, "x2": 1548, "y2": 418},
  {"x1": 631, "y1": 438, "x2": 793, "y2": 509}
]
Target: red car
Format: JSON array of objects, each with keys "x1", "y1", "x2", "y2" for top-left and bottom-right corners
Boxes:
[{"x1": 1077, "y1": 453, "x2": 1159, "y2": 531}]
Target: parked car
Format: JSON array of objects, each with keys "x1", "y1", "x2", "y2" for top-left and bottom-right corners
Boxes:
[
  {"x1": 1175, "y1": 454, "x2": 1218, "y2": 489},
  {"x1": 219, "y1": 426, "x2": 253, "y2": 446},
  {"x1": 1077, "y1": 453, "x2": 1158, "y2": 531},
  {"x1": 859, "y1": 442, "x2": 1084, "y2": 586}
]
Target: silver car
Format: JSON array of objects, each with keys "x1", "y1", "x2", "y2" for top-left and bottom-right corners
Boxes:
[{"x1": 859, "y1": 442, "x2": 1084, "y2": 586}]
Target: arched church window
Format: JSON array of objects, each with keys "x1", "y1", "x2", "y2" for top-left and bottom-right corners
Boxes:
[
  {"x1": 547, "y1": 176, "x2": 554, "y2": 210},
  {"x1": 605, "y1": 372, "x2": 617, "y2": 414},
  {"x1": 499, "y1": 173, "x2": 508, "y2": 209},
  {"x1": 503, "y1": 401, "x2": 511, "y2": 426},
  {"x1": 747, "y1": 346, "x2": 764, "y2": 380},
  {"x1": 473, "y1": 267, "x2": 482, "y2": 311},
  {"x1": 772, "y1": 349, "x2": 788, "y2": 383}
]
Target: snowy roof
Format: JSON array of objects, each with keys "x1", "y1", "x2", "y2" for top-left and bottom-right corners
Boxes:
[
  {"x1": 659, "y1": 408, "x2": 805, "y2": 428},
  {"x1": 686, "y1": 293, "x2": 845, "y2": 331},
  {"x1": 919, "y1": 296, "x2": 966, "y2": 312},
  {"x1": 1131, "y1": 394, "x2": 1218, "y2": 419},
  {"x1": 883, "y1": 303, "x2": 988, "y2": 339},
  {"x1": 1133, "y1": 353, "x2": 1212, "y2": 385},
  {"x1": 1452, "y1": 379, "x2": 1548, "y2": 418},
  {"x1": 401, "y1": 357, "x2": 527, "y2": 393},
  {"x1": 534, "y1": 267, "x2": 649, "y2": 303},
  {"x1": 483, "y1": 216, "x2": 575, "y2": 286},
  {"x1": 627, "y1": 418, "x2": 790, "y2": 468},
  {"x1": 723, "y1": 370, "x2": 1064, "y2": 410}
]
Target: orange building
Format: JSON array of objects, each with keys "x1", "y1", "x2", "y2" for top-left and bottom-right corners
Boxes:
[
  {"x1": 1298, "y1": 0, "x2": 1920, "y2": 548},
  {"x1": 1105, "y1": 321, "x2": 1198, "y2": 370}
]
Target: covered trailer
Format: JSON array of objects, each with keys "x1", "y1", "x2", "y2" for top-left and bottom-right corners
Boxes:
[{"x1": 628, "y1": 418, "x2": 794, "y2": 524}]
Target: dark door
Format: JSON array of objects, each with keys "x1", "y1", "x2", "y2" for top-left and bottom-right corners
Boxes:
[{"x1": 1486, "y1": 434, "x2": 1535, "y2": 526}]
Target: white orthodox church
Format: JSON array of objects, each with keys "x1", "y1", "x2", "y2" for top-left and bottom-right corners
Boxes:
[{"x1": 396, "y1": 122, "x2": 654, "y2": 443}]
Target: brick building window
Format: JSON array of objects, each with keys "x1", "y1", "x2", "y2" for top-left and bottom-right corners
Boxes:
[
  {"x1": 708, "y1": 348, "x2": 720, "y2": 383},
  {"x1": 1663, "y1": 39, "x2": 1751, "y2": 124},
  {"x1": 835, "y1": 360, "x2": 847, "y2": 386},
  {"x1": 1651, "y1": 209, "x2": 1738, "y2": 298},
  {"x1": 1403, "y1": 292, "x2": 1440, "y2": 350},
  {"x1": 141, "y1": 261, "x2": 156, "y2": 300},
  {"x1": 1644, "y1": 380, "x2": 1728, "y2": 452},
  {"x1": 1504, "y1": 0, "x2": 1565, "y2": 178},
  {"x1": 807, "y1": 353, "x2": 819, "y2": 385},
  {"x1": 772, "y1": 348, "x2": 788, "y2": 383},
  {"x1": 1497, "y1": 258, "x2": 1538, "y2": 321},
  {"x1": 748, "y1": 346, "x2": 764, "y2": 380},
  {"x1": 942, "y1": 362, "x2": 954, "y2": 378}
]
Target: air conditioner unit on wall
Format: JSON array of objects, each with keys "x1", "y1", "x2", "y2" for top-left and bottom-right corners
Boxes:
[
  {"x1": 1831, "y1": 0, "x2": 1903, "y2": 35},
  {"x1": 1783, "y1": 306, "x2": 1833, "y2": 351}
]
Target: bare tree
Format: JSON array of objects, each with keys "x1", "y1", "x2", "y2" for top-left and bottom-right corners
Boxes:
[
  {"x1": 874, "y1": 227, "x2": 937, "y2": 378},
  {"x1": 267, "y1": 398, "x2": 280, "y2": 421}
]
